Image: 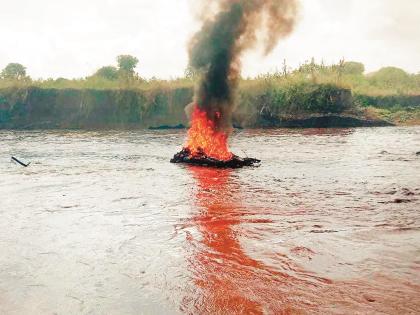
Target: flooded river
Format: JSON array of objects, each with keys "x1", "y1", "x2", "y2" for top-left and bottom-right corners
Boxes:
[{"x1": 1, "y1": 127, "x2": 419, "y2": 314}]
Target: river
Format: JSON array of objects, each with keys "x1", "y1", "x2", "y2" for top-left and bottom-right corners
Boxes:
[{"x1": 1, "y1": 127, "x2": 419, "y2": 314}]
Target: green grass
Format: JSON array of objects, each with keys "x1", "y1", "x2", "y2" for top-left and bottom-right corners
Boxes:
[
  {"x1": 1, "y1": 60, "x2": 419, "y2": 127},
  {"x1": 1, "y1": 60, "x2": 419, "y2": 95}
]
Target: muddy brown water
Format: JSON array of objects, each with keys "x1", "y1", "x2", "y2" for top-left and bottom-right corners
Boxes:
[{"x1": 1, "y1": 127, "x2": 419, "y2": 314}]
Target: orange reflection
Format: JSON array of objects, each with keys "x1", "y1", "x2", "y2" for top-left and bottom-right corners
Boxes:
[
  {"x1": 182, "y1": 166, "x2": 305, "y2": 314},
  {"x1": 179, "y1": 166, "x2": 420, "y2": 314}
]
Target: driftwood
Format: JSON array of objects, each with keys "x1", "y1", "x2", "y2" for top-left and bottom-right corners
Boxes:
[
  {"x1": 170, "y1": 148, "x2": 260, "y2": 168},
  {"x1": 11, "y1": 156, "x2": 31, "y2": 167},
  {"x1": 148, "y1": 124, "x2": 186, "y2": 130}
]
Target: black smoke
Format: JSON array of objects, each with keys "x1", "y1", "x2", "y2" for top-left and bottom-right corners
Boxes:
[{"x1": 188, "y1": 0, "x2": 299, "y2": 131}]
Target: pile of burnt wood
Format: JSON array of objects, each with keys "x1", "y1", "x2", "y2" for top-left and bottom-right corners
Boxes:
[{"x1": 170, "y1": 148, "x2": 260, "y2": 168}]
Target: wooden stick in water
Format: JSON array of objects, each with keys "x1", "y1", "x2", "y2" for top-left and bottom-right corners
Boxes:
[{"x1": 11, "y1": 156, "x2": 31, "y2": 167}]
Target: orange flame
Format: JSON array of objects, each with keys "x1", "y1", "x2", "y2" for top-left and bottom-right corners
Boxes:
[{"x1": 185, "y1": 105, "x2": 233, "y2": 161}]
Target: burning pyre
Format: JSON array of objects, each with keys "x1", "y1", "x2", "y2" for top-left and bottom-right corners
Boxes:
[
  {"x1": 171, "y1": 105, "x2": 260, "y2": 168},
  {"x1": 171, "y1": 0, "x2": 298, "y2": 168}
]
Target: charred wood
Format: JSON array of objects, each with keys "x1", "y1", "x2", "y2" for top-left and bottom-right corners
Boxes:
[{"x1": 170, "y1": 148, "x2": 260, "y2": 169}]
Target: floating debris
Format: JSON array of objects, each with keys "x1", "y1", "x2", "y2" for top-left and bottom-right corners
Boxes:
[
  {"x1": 170, "y1": 148, "x2": 260, "y2": 169},
  {"x1": 11, "y1": 156, "x2": 31, "y2": 167}
]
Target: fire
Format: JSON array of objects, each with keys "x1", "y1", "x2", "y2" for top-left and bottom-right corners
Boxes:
[{"x1": 185, "y1": 105, "x2": 233, "y2": 161}]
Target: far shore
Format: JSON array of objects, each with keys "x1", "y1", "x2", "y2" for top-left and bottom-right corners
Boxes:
[{"x1": 1, "y1": 85, "x2": 418, "y2": 130}]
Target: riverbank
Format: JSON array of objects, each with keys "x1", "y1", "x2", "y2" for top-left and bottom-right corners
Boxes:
[{"x1": 0, "y1": 84, "x2": 418, "y2": 129}]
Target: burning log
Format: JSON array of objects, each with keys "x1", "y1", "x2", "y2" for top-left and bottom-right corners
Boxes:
[{"x1": 170, "y1": 148, "x2": 260, "y2": 169}]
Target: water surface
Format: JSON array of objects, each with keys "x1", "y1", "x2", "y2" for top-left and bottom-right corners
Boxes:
[{"x1": 1, "y1": 127, "x2": 419, "y2": 314}]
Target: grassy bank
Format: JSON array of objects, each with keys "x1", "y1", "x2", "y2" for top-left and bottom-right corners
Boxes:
[
  {"x1": 353, "y1": 94, "x2": 420, "y2": 125},
  {"x1": 0, "y1": 87, "x2": 193, "y2": 129},
  {"x1": 0, "y1": 83, "x2": 402, "y2": 129},
  {"x1": 1, "y1": 60, "x2": 419, "y2": 128}
]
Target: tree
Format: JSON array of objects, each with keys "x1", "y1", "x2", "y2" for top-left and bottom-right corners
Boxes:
[
  {"x1": 116, "y1": 55, "x2": 139, "y2": 85},
  {"x1": 94, "y1": 66, "x2": 119, "y2": 80},
  {"x1": 342, "y1": 61, "x2": 365, "y2": 75},
  {"x1": 117, "y1": 55, "x2": 139, "y2": 76},
  {"x1": 1, "y1": 63, "x2": 28, "y2": 80},
  {"x1": 370, "y1": 67, "x2": 410, "y2": 87}
]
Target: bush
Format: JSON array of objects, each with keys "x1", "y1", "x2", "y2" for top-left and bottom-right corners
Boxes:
[{"x1": 282, "y1": 83, "x2": 352, "y2": 114}]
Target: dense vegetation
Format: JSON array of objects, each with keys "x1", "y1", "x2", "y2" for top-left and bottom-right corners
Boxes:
[{"x1": 0, "y1": 56, "x2": 419, "y2": 128}]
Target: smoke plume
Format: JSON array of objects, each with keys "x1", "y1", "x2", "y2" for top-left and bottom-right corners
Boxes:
[{"x1": 188, "y1": 0, "x2": 299, "y2": 131}]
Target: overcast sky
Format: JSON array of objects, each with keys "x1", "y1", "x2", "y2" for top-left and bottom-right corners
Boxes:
[{"x1": 0, "y1": 0, "x2": 419, "y2": 79}]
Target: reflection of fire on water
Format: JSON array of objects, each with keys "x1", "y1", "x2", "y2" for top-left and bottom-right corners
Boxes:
[
  {"x1": 178, "y1": 167, "x2": 420, "y2": 314},
  {"x1": 181, "y1": 166, "x2": 315, "y2": 314}
]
